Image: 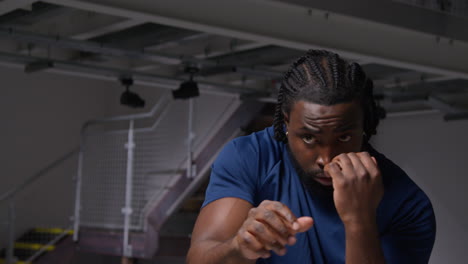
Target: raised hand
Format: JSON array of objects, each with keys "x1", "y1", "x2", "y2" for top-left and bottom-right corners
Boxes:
[
  {"x1": 233, "y1": 200, "x2": 313, "y2": 259},
  {"x1": 324, "y1": 152, "x2": 384, "y2": 226}
]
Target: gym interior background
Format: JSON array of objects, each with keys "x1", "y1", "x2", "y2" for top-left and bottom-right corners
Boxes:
[{"x1": 1, "y1": 0, "x2": 467, "y2": 263}]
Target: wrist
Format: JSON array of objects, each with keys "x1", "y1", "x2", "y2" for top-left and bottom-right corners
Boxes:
[
  {"x1": 342, "y1": 214, "x2": 378, "y2": 232},
  {"x1": 227, "y1": 235, "x2": 251, "y2": 261}
]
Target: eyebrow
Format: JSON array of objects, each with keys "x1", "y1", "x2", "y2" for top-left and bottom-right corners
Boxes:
[
  {"x1": 299, "y1": 123, "x2": 358, "y2": 133},
  {"x1": 299, "y1": 126, "x2": 321, "y2": 133},
  {"x1": 333, "y1": 123, "x2": 358, "y2": 132}
]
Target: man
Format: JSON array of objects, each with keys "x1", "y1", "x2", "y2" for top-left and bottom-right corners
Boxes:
[{"x1": 186, "y1": 50, "x2": 436, "y2": 263}]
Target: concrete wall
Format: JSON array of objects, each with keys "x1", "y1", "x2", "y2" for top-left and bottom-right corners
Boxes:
[
  {"x1": 0, "y1": 65, "x2": 164, "y2": 245},
  {"x1": 371, "y1": 112, "x2": 468, "y2": 264}
]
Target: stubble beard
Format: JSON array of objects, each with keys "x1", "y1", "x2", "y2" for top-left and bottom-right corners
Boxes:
[{"x1": 286, "y1": 144, "x2": 334, "y2": 198}]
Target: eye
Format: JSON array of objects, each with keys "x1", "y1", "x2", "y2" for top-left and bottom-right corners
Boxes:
[
  {"x1": 338, "y1": 135, "x2": 352, "y2": 142},
  {"x1": 302, "y1": 135, "x2": 316, "y2": 144}
]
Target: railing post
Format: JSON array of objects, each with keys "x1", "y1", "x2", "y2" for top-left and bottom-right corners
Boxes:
[
  {"x1": 6, "y1": 200, "x2": 15, "y2": 264},
  {"x1": 122, "y1": 119, "x2": 135, "y2": 257},
  {"x1": 187, "y1": 98, "x2": 196, "y2": 179},
  {"x1": 73, "y1": 146, "x2": 84, "y2": 241}
]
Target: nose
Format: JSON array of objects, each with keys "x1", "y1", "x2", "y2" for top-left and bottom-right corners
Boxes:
[{"x1": 316, "y1": 146, "x2": 334, "y2": 170}]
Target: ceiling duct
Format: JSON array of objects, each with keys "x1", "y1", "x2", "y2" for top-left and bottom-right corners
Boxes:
[{"x1": 393, "y1": 0, "x2": 468, "y2": 18}]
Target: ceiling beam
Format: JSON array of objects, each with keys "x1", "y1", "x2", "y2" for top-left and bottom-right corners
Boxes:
[
  {"x1": 277, "y1": 0, "x2": 468, "y2": 42},
  {"x1": 0, "y1": 0, "x2": 37, "y2": 16},
  {"x1": 0, "y1": 51, "x2": 266, "y2": 96},
  {"x1": 45, "y1": 0, "x2": 468, "y2": 80},
  {"x1": 0, "y1": 27, "x2": 285, "y2": 81},
  {"x1": 72, "y1": 19, "x2": 145, "y2": 40}
]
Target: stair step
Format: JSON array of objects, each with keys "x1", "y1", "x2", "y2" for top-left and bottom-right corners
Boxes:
[
  {"x1": 0, "y1": 247, "x2": 37, "y2": 260},
  {"x1": 0, "y1": 228, "x2": 73, "y2": 262},
  {"x1": 14, "y1": 243, "x2": 55, "y2": 252},
  {"x1": 16, "y1": 228, "x2": 73, "y2": 244},
  {"x1": 0, "y1": 259, "x2": 31, "y2": 264}
]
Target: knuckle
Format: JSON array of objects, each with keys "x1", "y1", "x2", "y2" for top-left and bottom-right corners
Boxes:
[
  {"x1": 272, "y1": 201, "x2": 283, "y2": 210},
  {"x1": 342, "y1": 157, "x2": 352, "y2": 166},
  {"x1": 263, "y1": 210, "x2": 274, "y2": 220},
  {"x1": 338, "y1": 153, "x2": 347, "y2": 159},
  {"x1": 241, "y1": 232, "x2": 251, "y2": 244},
  {"x1": 357, "y1": 168, "x2": 368, "y2": 178},
  {"x1": 360, "y1": 151, "x2": 371, "y2": 157},
  {"x1": 278, "y1": 224, "x2": 288, "y2": 236},
  {"x1": 253, "y1": 222, "x2": 265, "y2": 233},
  {"x1": 248, "y1": 208, "x2": 257, "y2": 217}
]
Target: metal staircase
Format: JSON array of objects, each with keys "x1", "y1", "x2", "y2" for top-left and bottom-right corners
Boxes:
[
  {"x1": 0, "y1": 92, "x2": 264, "y2": 262},
  {"x1": 72, "y1": 92, "x2": 264, "y2": 259}
]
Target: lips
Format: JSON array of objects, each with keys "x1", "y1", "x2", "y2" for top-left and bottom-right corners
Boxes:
[{"x1": 314, "y1": 176, "x2": 333, "y2": 186}]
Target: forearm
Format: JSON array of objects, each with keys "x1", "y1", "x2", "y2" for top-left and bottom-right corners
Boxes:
[
  {"x1": 344, "y1": 220, "x2": 386, "y2": 264},
  {"x1": 186, "y1": 237, "x2": 255, "y2": 264}
]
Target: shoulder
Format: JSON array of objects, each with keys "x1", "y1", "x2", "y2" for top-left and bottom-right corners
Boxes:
[
  {"x1": 369, "y1": 145, "x2": 435, "y2": 233},
  {"x1": 369, "y1": 146, "x2": 436, "y2": 262},
  {"x1": 218, "y1": 126, "x2": 284, "y2": 168},
  {"x1": 368, "y1": 144, "x2": 426, "y2": 197},
  {"x1": 203, "y1": 126, "x2": 285, "y2": 207}
]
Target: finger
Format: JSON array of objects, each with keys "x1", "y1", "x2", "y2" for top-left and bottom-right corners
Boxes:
[
  {"x1": 325, "y1": 162, "x2": 345, "y2": 184},
  {"x1": 256, "y1": 208, "x2": 294, "y2": 240},
  {"x1": 356, "y1": 152, "x2": 380, "y2": 178},
  {"x1": 333, "y1": 154, "x2": 355, "y2": 178},
  {"x1": 247, "y1": 220, "x2": 288, "y2": 252},
  {"x1": 295, "y1": 216, "x2": 314, "y2": 233},
  {"x1": 269, "y1": 201, "x2": 297, "y2": 224},
  {"x1": 347, "y1": 152, "x2": 369, "y2": 180},
  {"x1": 237, "y1": 229, "x2": 270, "y2": 259},
  {"x1": 259, "y1": 201, "x2": 297, "y2": 229}
]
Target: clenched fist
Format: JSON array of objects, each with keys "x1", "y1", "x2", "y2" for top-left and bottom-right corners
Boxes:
[
  {"x1": 324, "y1": 152, "x2": 384, "y2": 226},
  {"x1": 233, "y1": 200, "x2": 314, "y2": 259}
]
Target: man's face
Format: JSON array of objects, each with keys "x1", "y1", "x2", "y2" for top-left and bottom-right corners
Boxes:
[{"x1": 285, "y1": 100, "x2": 364, "y2": 190}]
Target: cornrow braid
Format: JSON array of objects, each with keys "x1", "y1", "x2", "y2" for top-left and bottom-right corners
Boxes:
[
  {"x1": 273, "y1": 49, "x2": 382, "y2": 143},
  {"x1": 273, "y1": 54, "x2": 311, "y2": 141},
  {"x1": 307, "y1": 59, "x2": 328, "y2": 88},
  {"x1": 273, "y1": 86, "x2": 286, "y2": 141}
]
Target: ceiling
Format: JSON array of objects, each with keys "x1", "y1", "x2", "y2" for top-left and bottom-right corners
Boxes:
[{"x1": 0, "y1": 0, "x2": 468, "y2": 119}]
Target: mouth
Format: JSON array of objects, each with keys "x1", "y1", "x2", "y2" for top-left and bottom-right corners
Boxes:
[{"x1": 313, "y1": 173, "x2": 333, "y2": 186}]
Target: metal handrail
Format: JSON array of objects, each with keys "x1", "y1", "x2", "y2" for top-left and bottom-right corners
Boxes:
[
  {"x1": 73, "y1": 92, "x2": 174, "y2": 243},
  {"x1": 0, "y1": 148, "x2": 79, "y2": 203},
  {"x1": 0, "y1": 147, "x2": 79, "y2": 264}
]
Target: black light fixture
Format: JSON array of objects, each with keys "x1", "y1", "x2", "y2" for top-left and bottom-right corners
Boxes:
[
  {"x1": 172, "y1": 66, "x2": 200, "y2": 100},
  {"x1": 120, "y1": 77, "x2": 145, "y2": 108}
]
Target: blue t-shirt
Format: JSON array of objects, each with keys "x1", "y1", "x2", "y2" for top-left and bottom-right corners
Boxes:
[{"x1": 203, "y1": 126, "x2": 436, "y2": 264}]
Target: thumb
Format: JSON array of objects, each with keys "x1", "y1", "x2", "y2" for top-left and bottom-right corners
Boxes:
[{"x1": 294, "y1": 216, "x2": 314, "y2": 233}]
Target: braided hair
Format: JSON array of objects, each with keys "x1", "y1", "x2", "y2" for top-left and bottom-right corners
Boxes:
[{"x1": 273, "y1": 50, "x2": 383, "y2": 143}]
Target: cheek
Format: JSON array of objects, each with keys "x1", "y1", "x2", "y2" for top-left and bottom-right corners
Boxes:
[{"x1": 289, "y1": 138, "x2": 318, "y2": 164}]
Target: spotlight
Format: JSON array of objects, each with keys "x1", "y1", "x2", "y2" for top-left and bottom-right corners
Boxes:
[
  {"x1": 120, "y1": 77, "x2": 145, "y2": 108},
  {"x1": 172, "y1": 67, "x2": 200, "y2": 100}
]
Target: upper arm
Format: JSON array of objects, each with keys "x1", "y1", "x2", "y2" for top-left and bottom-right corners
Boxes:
[
  {"x1": 191, "y1": 197, "x2": 253, "y2": 244},
  {"x1": 381, "y1": 192, "x2": 436, "y2": 263},
  {"x1": 202, "y1": 140, "x2": 260, "y2": 208}
]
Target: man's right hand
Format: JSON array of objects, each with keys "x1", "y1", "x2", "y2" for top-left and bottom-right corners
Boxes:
[{"x1": 232, "y1": 200, "x2": 314, "y2": 260}]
